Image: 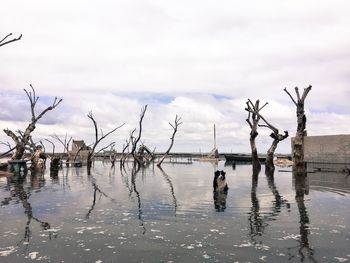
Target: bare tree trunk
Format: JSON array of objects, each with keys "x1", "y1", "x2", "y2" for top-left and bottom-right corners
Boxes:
[
  {"x1": 45, "y1": 139, "x2": 61, "y2": 176},
  {"x1": 130, "y1": 105, "x2": 148, "y2": 165},
  {"x1": 86, "y1": 111, "x2": 124, "y2": 174},
  {"x1": 284, "y1": 86, "x2": 312, "y2": 175},
  {"x1": 51, "y1": 134, "x2": 72, "y2": 163},
  {"x1": 0, "y1": 33, "x2": 22, "y2": 47},
  {"x1": 120, "y1": 138, "x2": 131, "y2": 169},
  {"x1": 30, "y1": 146, "x2": 46, "y2": 171},
  {"x1": 245, "y1": 99, "x2": 268, "y2": 171},
  {"x1": 257, "y1": 114, "x2": 289, "y2": 172},
  {"x1": 157, "y1": 115, "x2": 182, "y2": 167},
  {"x1": 109, "y1": 144, "x2": 117, "y2": 168},
  {"x1": 3, "y1": 85, "x2": 62, "y2": 161}
]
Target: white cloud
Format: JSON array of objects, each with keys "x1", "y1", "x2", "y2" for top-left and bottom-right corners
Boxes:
[{"x1": 1, "y1": 0, "x2": 350, "y2": 153}]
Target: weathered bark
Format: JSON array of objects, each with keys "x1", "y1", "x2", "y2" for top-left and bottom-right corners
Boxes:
[
  {"x1": 3, "y1": 85, "x2": 62, "y2": 161},
  {"x1": 284, "y1": 86, "x2": 312, "y2": 175},
  {"x1": 245, "y1": 99, "x2": 268, "y2": 171},
  {"x1": 86, "y1": 111, "x2": 125, "y2": 173},
  {"x1": 30, "y1": 146, "x2": 46, "y2": 171},
  {"x1": 157, "y1": 115, "x2": 182, "y2": 167},
  {"x1": 257, "y1": 113, "x2": 289, "y2": 172},
  {"x1": 265, "y1": 132, "x2": 288, "y2": 171},
  {"x1": 0, "y1": 33, "x2": 22, "y2": 47}
]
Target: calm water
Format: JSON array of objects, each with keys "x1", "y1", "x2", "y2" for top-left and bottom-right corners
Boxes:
[{"x1": 0, "y1": 161, "x2": 349, "y2": 262}]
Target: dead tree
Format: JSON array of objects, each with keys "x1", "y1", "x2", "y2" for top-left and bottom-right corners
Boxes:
[
  {"x1": 0, "y1": 33, "x2": 22, "y2": 47},
  {"x1": 130, "y1": 105, "x2": 148, "y2": 165},
  {"x1": 86, "y1": 111, "x2": 124, "y2": 172},
  {"x1": 157, "y1": 115, "x2": 182, "y2": 167},
  {"x1": 136, "y1": 143, "x2": 156, "y2": 165},
  {"x1": 50, "y1": 133, "x2": 74, "y2": 165},
  {"x1": 284, "y1": 86, "x2": 312, "y2": 174},
  {"x1": 258, "y1": 114, "x2": 289, "y2": 171},
  {"x1": 245, "y1": 99, "x2": 268, "y2": 171},
  {"x1": 3, "y1": 85, "x2": 62, "y2": 161},
  {"x1": 44, "y1": 138, "x2": 61, "y2": 175},
  {"x1": 109, "y1": 143, "x2": 117, "y2": 168},
  {"x1": 120, "y1": 138, "x2": 131, "y2": 169}
]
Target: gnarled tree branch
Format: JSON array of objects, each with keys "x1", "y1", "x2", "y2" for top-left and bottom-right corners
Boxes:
[
  {"x1": 0, "y1": 33, "x2": 22, "y2": 47},
  {"x1": 157, "y1": 115, "x2": 182, "y2": 167}
]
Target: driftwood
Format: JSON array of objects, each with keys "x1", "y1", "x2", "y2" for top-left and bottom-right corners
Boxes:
[
  {"x1": 3, "y1": 85, "x2": 62, "y2": 163},
  {"x1": 284, "y1": 86, "x2": 312, "y2": 175},
  {"x1": 0, "y1": 33, "x2": 22, "y2": 47},
  {"x1": 245, "y1": 99, "x2": 268, "y2": 170},
  {"x1": 157, "y1": 115, "x2": 182, "y2": 167}
]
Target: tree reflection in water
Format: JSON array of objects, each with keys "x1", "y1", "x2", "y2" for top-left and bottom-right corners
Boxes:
[
  {"x1": 158, "y1": 166, "x2": 178, "y2": 215},
  {"x1": 118, "y1": 162, "x2": 146, "y2": 234},
  {"x1": 2, "y1": 174, "x2": 53, "y2": 251},
  {"x1": 130, "y1": 164, "x2": 146, "y2": 234},
  {"x1": 288, "y1": 173, "x2": 317, "y2": 262},
  {"x1": 248, "y1": 167, "x2": 265, "y2": 241},
  {"x1": 248, "y1": 167, "x2": 291, "y2": 245},
  {"x1": 85, "y1": 177, "x2": 117, "y2": 219},
  {"x1": 265, "y1": 168, "x2": 291, "y2": 214}
]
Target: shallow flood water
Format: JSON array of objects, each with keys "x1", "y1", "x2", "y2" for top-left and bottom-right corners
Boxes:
[{"x1": 0, "y1": 161, "x2": 350, "y2": 262}]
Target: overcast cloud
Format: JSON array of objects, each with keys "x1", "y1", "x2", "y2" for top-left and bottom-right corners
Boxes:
[{"x1": 1, "y1": 0, "x2": 350, "y2": 153}]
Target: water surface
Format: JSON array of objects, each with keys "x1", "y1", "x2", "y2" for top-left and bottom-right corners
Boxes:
[{"x1": 0, "y1": 161, "x2": 349, "y2": 262}]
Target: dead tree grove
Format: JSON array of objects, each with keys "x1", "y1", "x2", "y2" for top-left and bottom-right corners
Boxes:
[
  {"x1": 157, "y1": 115, "x2": 182, "y2": 167},
  {"x1": 245, "y1": 99, "x2": 268, "y2": 171},
  {"x1": 3, "y1": 85, "x2": 62, "y2": 163},
  {"x1": 284, "y1": 86, "x2": 312, "y2": 174}
]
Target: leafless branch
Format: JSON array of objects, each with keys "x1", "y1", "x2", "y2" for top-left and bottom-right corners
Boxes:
[
  {"x1": 0, "y1": 33, "x2": 22, "y2": 47},
  {"x1": 283, "y1": 87, "x2": 297, "y2": 106},
  {"x1": 45, "y1": 138, "x2": 56, "y2": 156},
  {"x1": 157, "y1": 115, "x2": 182, "y2": 167},
  {"x1": 131, "y1": 105, "x2": 148, "y2": 157}
]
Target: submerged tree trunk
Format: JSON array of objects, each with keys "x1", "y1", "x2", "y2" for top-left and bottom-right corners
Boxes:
[
  {"x1": 30, "y1": 146, "x2": 46, "y2": 171},
  {"x1": 250, "y1": 130, "x2": 260, "y2": 170},
  {"x1": 245, "y1": 99, "x2": 268, "y2": 171},
  {"x1": 86, "y1": 111, "x2": 124, "y2": 175},
  {"x1": 3, "y1": 85, "x2": 62, "y2": 161},
  {"x1": 157, "y1": 115, "x2": 182, "y2": 167},
  {"x1": 284, "y1": 86, "x2": 312, "y2": 175}
]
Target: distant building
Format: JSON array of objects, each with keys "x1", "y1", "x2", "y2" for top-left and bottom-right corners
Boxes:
[
  {"x1": 69, "y1": 140, "x2": 91, "y2": 160},
  {"x1": 292, "y1": 134, "x2": 350, "y2": 164}
]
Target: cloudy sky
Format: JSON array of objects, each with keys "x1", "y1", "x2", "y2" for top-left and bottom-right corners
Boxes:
[{"x1": 1, "y1": 0, "x2": 350, "y2": 154}]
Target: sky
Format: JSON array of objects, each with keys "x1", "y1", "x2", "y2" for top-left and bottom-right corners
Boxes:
[{"x1": 1, "y1": 0, "x2": 350, "y2": 154}]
